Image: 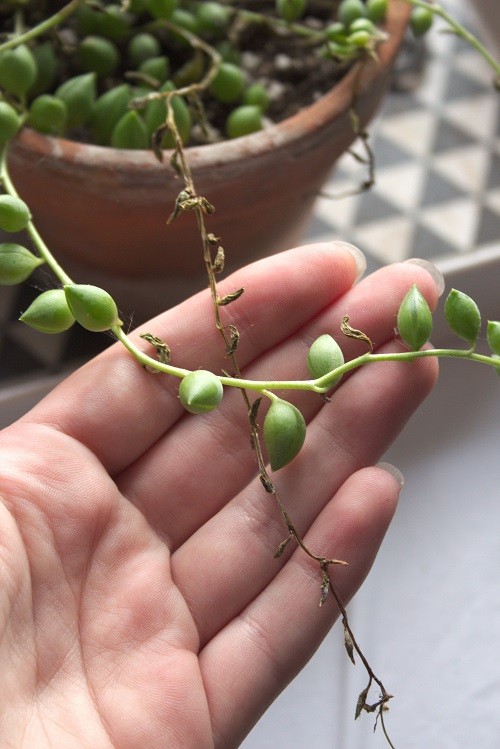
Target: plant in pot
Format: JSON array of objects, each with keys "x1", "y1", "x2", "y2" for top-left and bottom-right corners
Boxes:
[
  {"x1": 0, "y1": 0, "x2": 455, "y2": 318},
  {"x1": 0, "y1": 1, "x2": 500, "y2": 747}
]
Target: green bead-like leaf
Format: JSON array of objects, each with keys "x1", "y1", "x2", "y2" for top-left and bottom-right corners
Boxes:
[
  {"x1": 410, "y1": 6, "x2": 434, "y2": 37},
  {"x1": 20, "y1": 289, "x2": 75, "y2": 334},
  {"x1": 0, "y1": 195, "x2": 31, "y2": 233},
  {"x1": 210, "y1": 62, "x2": 245, "y2": 103},
  {"x1": 196, "y1": 2, "x2": 231, "y2": 34},
  {"x1": 111, "y1": 110, "x2": 149, "y2": 149},
  {"x1": 0, "y1": 44, "x2": 37, "y2": 97},
  {"x1": 94, "y1": 4, "x2": 132, "y2": 41},
  {"x1": 179, "y1": 370, "x2": 223, "y2": 414},
  {"x1": 30, "y1": 41, "x2": 57, "y2": 97},
  {"x1": 225, "y1": 105, "x2": 263, "y2": 139},
  {"x1": 127, "y1": 32, "x2": 162, "y2": 68},
  {"x1": 338, "y1": 0, "x2": 367, "y2": 27},
  {"x1": 55, "y1": 72, "x2": 97, "y2": 129},
  {"x1": 77, "y1": 35, "x2": 120, "y2": 77},
  {"x1": 486, "y1": 321, "x2": 500, "y2": 355},
  {"x1": 90, "y1": 84, "x2": 132, "y2": 145},
  {"x1": 64, "y1": 284, "x2": 120, "y2": 332},
  {"x1": 243, "y1": 83, "x2": 270, "y2": 112},
  {"x1": 397, "y1": 284, "x2": 433, "y2": 351},
  {"x1": 307, "y1": 334, "x2": 344, "y2": 385},
  {"x1": 276, "y1": 0, "x2": 307, "y2": 23},
  {"x1": 139, "y1": 55, "x2": 170, "y2": 83},
  {"x1": 263, "y1": 399, "x2": 306, "y2": 471},
  {"x1": 28, "y1": 95, "x2": 68, "y2": 136},
  {"x1": 366, "y1": 0, "x2": 388, "y2": 24},
  {"x1": 444, "y1": 288, "x2": 481, "y2": 346},
  {"x1": 145, "y1": 0, "x2": 177, "y2": 20},
  {"x1": 0, "y1": 102, "x2": 21, "y2": 143},
  {"x1": 0, "y1": 243, "x2": 43, "y2": 285}
]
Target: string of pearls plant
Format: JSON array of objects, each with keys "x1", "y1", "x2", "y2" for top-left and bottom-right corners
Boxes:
[{"x1": 0, "y1": 2, "x2": 499, "y2": 746}]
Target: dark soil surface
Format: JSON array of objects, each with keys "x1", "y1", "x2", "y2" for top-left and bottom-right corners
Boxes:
[{"x1": 0, "y1": 0, "x2": 349, "y2": 145}]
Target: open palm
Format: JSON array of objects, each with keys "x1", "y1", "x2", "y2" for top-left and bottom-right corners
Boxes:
[{"x1": 0, "y1": 244, "x2": 439, "y2": 748}]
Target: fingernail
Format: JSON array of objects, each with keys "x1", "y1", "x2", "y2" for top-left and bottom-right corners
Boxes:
[
  {"x1": 377, "y1": 462, "x2": 405, "y2": 491},
  {"x1": 404, "y1": 258, "x2": 445, "y2": 298},
  {"x1": 336, "y1": 242, "x2": 366, "y2": 282}
]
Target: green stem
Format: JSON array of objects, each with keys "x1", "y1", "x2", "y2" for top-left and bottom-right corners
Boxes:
[
  {"x1": 0, "y1": 0, "x2": 84, "y2": 54},
  {"x1": 403, "y1": 0, "x2": 500, "y2": 81},
  {"x1": 0, "y1": 148, "x2": 73, "y2": 285},
  {"x1": 113, "y1": 326, "x2": 191, "y2": 378},
  {"x1": 314, "y1": 348, "x2": 500, "y2": 391},
  {"x1": 113, "y1": 323, "x2": 500, "y2": 393},
  {"x1": 2, "y1": 143, "x2": 497, "y2": 392}
]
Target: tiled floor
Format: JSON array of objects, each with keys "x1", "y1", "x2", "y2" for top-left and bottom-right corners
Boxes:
[
  {"x1": 0, "y1": 0, "x2": 498, "y2": 384},
  {"x1": 304, "y1": 3, "x2": 500, "y2": 274}
]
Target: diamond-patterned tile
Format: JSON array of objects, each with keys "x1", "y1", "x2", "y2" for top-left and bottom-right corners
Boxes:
[
  {"x1": 433, "y1": 119, "x2": 477, "y2": 153},
  {"x1": 486, "y1": 153, "x2": 500, "y2": 189},
  {"x1": 444, "y1": 68, "x2": 491, "y2": 101},
  {"x1": 413, "y1": 56, "x2": 451, "y2": 107},
  {"x1": 432, "y1": 145, "x2": 491, "y2": 194},
  {"x1": 420, "y1": 168, "x2": 469, "y2": 207},
  {"x1": 368, "y1": 132, "x2": 416, "y2": 169},
  {"x1": 312, "y1": 190, "x2": 359, "y2": 232},
  {"x1": 476, "y1": 206, "x2": 500, "y2": 246},
  {"x1": 453, "y1": 49, "x2": 500, "y2": 87},
  {"x1": 374, "y1": 162, "x2": 427, "y2": 213},
  {"x1": 353, "y1": 190, "x2": 402, "y2": 226},
  {"x1": 304, "y1": 214, "x2": 337, "y2": 241},
  {"x1": 420, "y1": 199, "x2": 481, "y2": 252},
  {"x1": 442, "y1": 95, "x2": 499, "y2": 142},
  {"x1": 353, "y1": 216, "x2": 416, "y2": 263},
  {"x1": 411, "y1": 223, "x2": 464, "y2": 261},
  {"x1": 485, "y1": 188, "x2": 500, "y2": 214},
  {"x1": 377, "y1": 109, "x2": 438, "y2": 158}
]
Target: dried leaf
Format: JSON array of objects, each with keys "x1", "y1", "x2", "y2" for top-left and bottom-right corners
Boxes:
[
  {"x1": 168, "y1": 189, "x2": 215, "y2": 223},
  {"x1": 217, "y1": 287, "x2": 245, "y2": 306},
  {"x1": 341, "y1": 316, "x2": 373, "y2": 351},
  {"x1": 319, "y1": 578, "x2": 329, "y2": 607},
  {"x1": 226, "y1": 324, "x2": 239, "y2": 354},
  {"x1": 211, "y1": 245, "x2": 225, "y2": 274},
  {"x1": 152, "y1": 123, "x2": 169, "y2": 162},
  {"x1": 343, "y1": 623, "x2": 356, "y2": 664},
  {"x1": 259, "y1": 474, "x2": 275, "y2": 493},
  {"x1": 167, "y1": 189, "x2": 191, "y2": 224},
  {"x1": 199, "y1": 196, "x2": 215, "y2": 214},
  {"x1": 355, "y1": 683, "x2": 371, "y2": 720},
  {"x1": 169, "y1": 149, "x2": 182, "y2": 177},
  {"x1": 274, "y1": 535, "x2": 292, "y2": 558},
  {"x1": 140, "y1": 333, "x2": 171, "y2": 364},
  {"x1": 249, "y1": 397, "x2": 262, "y2": 427}
]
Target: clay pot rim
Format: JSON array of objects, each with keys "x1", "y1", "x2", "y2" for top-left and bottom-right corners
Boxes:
[{"x1": 14, "y1": 1, "x2": 410, "y2": 172}]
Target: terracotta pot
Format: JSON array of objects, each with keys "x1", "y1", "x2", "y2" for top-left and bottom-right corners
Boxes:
[{"x1": 8, "y1": 1, "x2": 410, "y2": 318}]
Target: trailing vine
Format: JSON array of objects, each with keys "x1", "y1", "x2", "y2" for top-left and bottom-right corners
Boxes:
[{"x1": 0, "y1": 1, "x2": 499, "y2": 745}]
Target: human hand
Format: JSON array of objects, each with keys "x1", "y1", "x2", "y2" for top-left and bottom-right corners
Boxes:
[{"x1": 0, "y1": 243, "x2": 440, "y2": 748}]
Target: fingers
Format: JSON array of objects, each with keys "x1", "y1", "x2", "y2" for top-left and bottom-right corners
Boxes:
[
  {"x1": 20, "y1": 242, "x2": 359, "y2": 475},
  {"x1": 199, "y1": 467, "x2": 402, "y2": 748},
  {"x1": 169, "y1": 334, "x2": 437, "y2": 647},
  {"x1": 118, "y1": 259, "x2": 439, "y2": 547}
]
